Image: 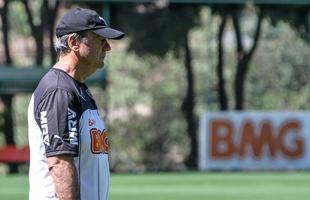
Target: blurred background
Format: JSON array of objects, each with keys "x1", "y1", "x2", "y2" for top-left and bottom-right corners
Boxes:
[{"x1": 0, "y1": 0, "x2": 309, "y2": 199}]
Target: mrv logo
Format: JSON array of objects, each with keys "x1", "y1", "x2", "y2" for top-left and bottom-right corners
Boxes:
[
  {"x1": 40, "y1": 111, "x2": 50, "y2": 146},
  {"x1": 68, "y1": 108, "x2": 78, "y2": 145}
]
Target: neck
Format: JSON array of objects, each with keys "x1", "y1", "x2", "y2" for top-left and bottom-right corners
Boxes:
[{"x1": 54, "y1": 53, "x2": 86, "y2": 82}]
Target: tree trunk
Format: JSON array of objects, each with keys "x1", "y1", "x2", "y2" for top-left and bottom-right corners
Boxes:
[
  {"x1": 0, "y1": 0, "x2": 18, "y2": 174},
  {"x1": 2, "y1": 2, "x2": 12, "y2": 64},
  {"x1": 217, "y1": 14, "x2": 228, "y2": 110},
  {"x1": 234, "y1": 61, "x2": 247, "y2": 110},
  {"x1": 47, "y1": 1, "x2": 60, "y2": 63},
  {"x1": 22, "y1": 0, "x2": 44, "y2": 66},
  {"x1": 182, "y1": 34, "x2": 197, "y2": 169},
  {"x1": 1, "y1": 95, "x2": 17, "y2": 173},
  {"x1": 232, "y1": 8, "x2": 263, "y2": 110}
]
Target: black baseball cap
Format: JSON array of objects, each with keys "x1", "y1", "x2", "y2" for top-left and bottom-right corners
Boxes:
[{"x1": 56, "y1": 7, "x2": 125, "y2": 39}]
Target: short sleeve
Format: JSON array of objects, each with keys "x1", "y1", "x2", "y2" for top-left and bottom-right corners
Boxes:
[{"x1": 37, "y1": 89, "x2": 81, "y2": 157}]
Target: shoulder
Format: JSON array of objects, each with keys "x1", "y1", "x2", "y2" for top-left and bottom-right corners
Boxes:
[
  {"x1": 32, "y1": 68, "x2": 82, "y2": 112},
  {"x1": 35, "y1": 68, "x2": 80, "y2": 97}
]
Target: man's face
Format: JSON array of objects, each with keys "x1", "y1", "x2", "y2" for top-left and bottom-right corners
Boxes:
[{"x1": 78, "y1": 31, "x2": 111, "y2": 70}]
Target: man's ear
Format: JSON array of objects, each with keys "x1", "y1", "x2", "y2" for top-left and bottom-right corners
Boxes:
[{"x1": 67, "y1": 34, "x2": 80, "y2": 51}]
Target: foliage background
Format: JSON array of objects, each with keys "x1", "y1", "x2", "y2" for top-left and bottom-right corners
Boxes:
[{"x1": 0, "y1": 2, "x2": 310, "y2": 173}]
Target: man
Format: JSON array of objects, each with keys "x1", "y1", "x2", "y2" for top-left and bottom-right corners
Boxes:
[{"x1": 28, "y1": 7, "x2": 124, "y2": 200}]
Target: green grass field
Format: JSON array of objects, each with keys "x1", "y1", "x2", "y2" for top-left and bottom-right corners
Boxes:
[{"x1": 0, "y1": 172, "x2": 309, "y2": 200}]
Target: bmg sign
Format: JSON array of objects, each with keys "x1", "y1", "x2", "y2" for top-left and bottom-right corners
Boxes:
[{"x1": 199, "y1": 112, "x2": 310, "y2": 170}]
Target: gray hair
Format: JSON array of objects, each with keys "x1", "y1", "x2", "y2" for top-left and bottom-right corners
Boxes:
[{"x1": 54, "y1": 32, "x2": 87, "y2": 55}]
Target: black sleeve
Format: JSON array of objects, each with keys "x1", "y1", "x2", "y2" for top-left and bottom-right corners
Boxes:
[{"x1": 37, "y1": 89, "x2": 80, "y2": 157}]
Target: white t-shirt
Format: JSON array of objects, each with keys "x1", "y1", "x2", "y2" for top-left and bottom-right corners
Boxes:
[{"x1": 28, "y1": 68, "x2": 109, "y2": 200}]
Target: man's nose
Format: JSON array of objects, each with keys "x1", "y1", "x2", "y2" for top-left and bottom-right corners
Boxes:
[{"x1": 103, "y1": 41, "x2": 111, "y2": 51}]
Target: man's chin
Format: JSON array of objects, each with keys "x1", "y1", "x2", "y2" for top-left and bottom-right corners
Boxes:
[
  {"x1": 99, "y1": 62, "x2": 105, "y2": 68},
  {"x1": 96, "y1": 61, "x2": 105, "y2": 69}
]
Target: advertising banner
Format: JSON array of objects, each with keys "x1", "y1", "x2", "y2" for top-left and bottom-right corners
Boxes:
[{"x1": 198, "y1": 112, "x2": 310, "y2": 170}]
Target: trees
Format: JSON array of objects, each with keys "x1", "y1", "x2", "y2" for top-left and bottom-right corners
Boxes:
[
  {"x1": 21, "y1": 0, "x2": 59, "y2": 65},
  {"x1": 0, "y1": 0, "x2": 59, "y2": 173},
  {"x1": 212, "y1": 4, "x2": 263, "y2": 110},
  {"x1": 0, "y1": 1, "x2": 309, "y2": 172},
  {"x1": 212, "y1": 4, "x2": 309, "y2": 111},
  {"x1": 112, "y1": 3, "x2": 201, "y2": 169}
]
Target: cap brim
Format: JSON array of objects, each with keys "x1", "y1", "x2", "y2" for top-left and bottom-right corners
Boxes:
[{"x1": 92, "y1": 27, "x2": 125, "y2": 40}]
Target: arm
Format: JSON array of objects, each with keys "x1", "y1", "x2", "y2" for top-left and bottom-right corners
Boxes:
[{"x1": 47, "y1": 155, "x2": 80, "y2": 200}]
